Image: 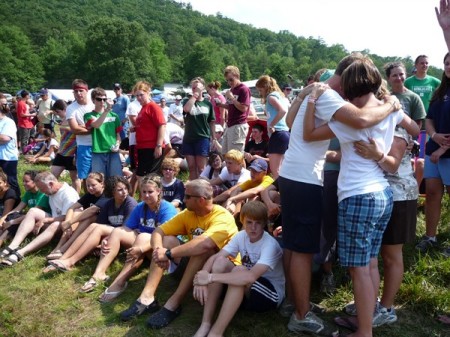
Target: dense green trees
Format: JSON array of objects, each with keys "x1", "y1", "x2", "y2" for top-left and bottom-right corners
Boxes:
[{"x1": 0, "y1": 0, "x2": 442, "y2": 94}]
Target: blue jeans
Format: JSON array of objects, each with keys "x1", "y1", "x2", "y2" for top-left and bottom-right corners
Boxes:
[{"x1": 92, "y1": 152, "x2": 122, "y2": 178}]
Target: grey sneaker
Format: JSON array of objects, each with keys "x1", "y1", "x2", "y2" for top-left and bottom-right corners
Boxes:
[
  {"x1": 288, "y1": 311, "x2": 338, "y2": 336},
  {"x1": 442, "y1": 247, "x2": 450, "y2": 258},
  {"x1": 415, "y1": 236, "x2": 438, "y2": 253},
  {"x1": 372, "y1": 305, "x2": 397, "y2": 327},
  {"x1": 344, "y1": 298, "x2": 380, "y2": 316},
  {"x1": 320, "y1": 272, "x2": 336, "y2": 294}
]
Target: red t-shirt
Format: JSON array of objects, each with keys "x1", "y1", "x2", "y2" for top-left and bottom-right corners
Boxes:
[
  {"x1": 135, "y1": 101, "x2": 166, "y2": 149},
  {"x1": 17, "y1": 100, "x2": 34, "y2": 128}
]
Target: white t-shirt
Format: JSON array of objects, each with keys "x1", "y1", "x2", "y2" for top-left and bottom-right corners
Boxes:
[
  {"x1": 168, "y1": 103, "x2": 184, "y2": 126},
  {"x1": 280, "y1": 90, "x2": 347, "y2": 186},
  {"x1": 218, "y1": 167, "x2": 250, "y2": 187},
  {"x1": 65, "y1": 101, "x2": 94, "y2": 146},
  {"x1": 126, "y1": 100, "x2": 141, "y2": 146},
  {"x1": 49, "y1": 183, "x2": 80, "y2": 218},
  {"x1": 223, "y1": 230, "x2": 285, "y2": 306},
  {"x1": 45, "y1": 138, "x2": 59, "y2": 160},
  {"x1": 165, "y1": 122, "x2": 184, "y2": 145},
  {"x1": 329, "y1": 109, "x2": 404, "y2": 202}
]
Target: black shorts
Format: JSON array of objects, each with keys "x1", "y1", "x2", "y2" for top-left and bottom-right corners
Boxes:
[
  {"x1": 241, "y1": 277, "x2": 278, "y2": 312},
  {"x1": 268, "y1": 131, "x2": 290, "y2": 154},
  {"x1": 136, "y1": 148, "x2": 164, "y2": 177},
  {"x1": 279, "y1": 176, "x2": 323, "y2": 253},
  {"x1": 52, "y1": 154, "x2": 77, "y2": 171},
  {"x1": 382, "y1": 199, "x2": 417, "y2": 245},
  {"x1": 129, "y1": 145, "x2": 137, "y2": 171}
]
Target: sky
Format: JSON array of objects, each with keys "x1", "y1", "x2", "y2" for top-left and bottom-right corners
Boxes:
[{"x1": 179, "y1": 0, "x2": 447, "y2": 69}]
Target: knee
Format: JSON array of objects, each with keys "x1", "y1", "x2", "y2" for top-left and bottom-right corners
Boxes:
[
  {"x1": 211, "y1": 255, "x2": 233, "y2": 273},
  {"x1": 162, "y1": 235, "x2": 180, "y2": 249}
]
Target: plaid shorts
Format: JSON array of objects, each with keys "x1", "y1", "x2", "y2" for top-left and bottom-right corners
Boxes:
[{"x1": 337, "y1": 187, "x2": 393, "y2": 267}]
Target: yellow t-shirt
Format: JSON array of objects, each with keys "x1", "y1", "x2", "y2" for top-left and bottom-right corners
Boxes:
[
  {"x1": 160, "y1": 204, "x2": 238, "y2": 249},
  {"x1": 238, "y1": 175, "x2": 274, "y2": 192}
]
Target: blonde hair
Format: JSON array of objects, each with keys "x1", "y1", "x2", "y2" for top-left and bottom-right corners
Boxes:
[
  {"x1": 133, "y1": 80, "x2": 152, "y2": 94},
  {"x1": 207, "y1": 81, "x2": 222, "y2": 90},
  {"x1": 255, "y1": 75, "x2": 284, "y2": 103},
  {"x1": 224, "y1": 65, "x2": 240, "y2": 79},
  {"x1": 224, "y1": 149, "x2": 245, "y2": 166},
  {"x1": 161, "y1": 158, "x2": 180, "y2": 175}
]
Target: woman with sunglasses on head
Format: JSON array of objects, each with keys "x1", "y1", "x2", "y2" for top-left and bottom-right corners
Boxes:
[
  {"x1": 96, "y1": 174, "x2": 177, "y2": 302},
  {"x1": 133, "y1": 81, "x2": 167, "y2": 181},
  {"x1": 50, "y1": 99, "x2": 81, "y2": 193},
  {"x1": 84, "y1": 87, "x2": 122, "y2": 178}
]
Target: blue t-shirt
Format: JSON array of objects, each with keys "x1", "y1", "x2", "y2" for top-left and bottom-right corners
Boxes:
[
  {"x1": 112, "y1": 95, "x2": 130, "y2": 122},
  {"x1": 162, "y1": 178, "x2": 185, "y2": 209},
  {"x1": 0, "y1": 116, "x2": 18, "y2": 161},
  {"x1": 266, "y1": 92, "x2": 289, "y2": 132},
  {"x1": 125, "y1": 199, "x2": 177, "y2": 234},
  {"x1": 96, "y1": 195, "x2": 137, "y2": 227}
]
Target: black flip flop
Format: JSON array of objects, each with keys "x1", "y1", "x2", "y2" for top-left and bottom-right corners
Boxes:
[{"x1": 334, "y1": 316, "x2": 358, "y2": 332}]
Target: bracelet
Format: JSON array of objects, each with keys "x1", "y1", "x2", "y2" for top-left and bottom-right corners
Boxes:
[
  {"x1": 431, "y1": 132, "x2": 436, "y2": 140},
  {"x1": 208, "y1": 273, "x2": 213, "y2": 284},
  {"x1": 377, "y1": 153, "x2": 387, "y2": 164}
]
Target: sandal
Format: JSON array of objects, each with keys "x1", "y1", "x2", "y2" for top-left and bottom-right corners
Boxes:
[
  {"x1": 79, "y1": 276, "x2": 110, "y2": 293},
  {"x1": 98, "y1": 282, "x2": 128, "y2": 303},
  {"x1": 48, "y1": 260, "x2": 71, "y2": 272},
  {"x1": 0, "y1": 246, "x2": 15, "y2": 259},
  {"x1": 46, "y1": 250, "x2": 63, "y2": 260},
  {"x1": 0, "y1": 251, "x2": 23, "y2": 266},
  {"x1": 147, "y1": 306, "x2": 182, "y2": 329},
  {"x1": 42, "y1": 264, "x2": 58, "y2": 274}
]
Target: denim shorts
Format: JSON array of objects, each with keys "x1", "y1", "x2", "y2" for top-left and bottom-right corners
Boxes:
[
  {"x1": 337, "y1": 187, "x2": 393, "y2": 267},
  {"x1": 268, "y1": 131, "x2": 290, "y2": 154},
  {"x1": 424, "y1": 156, "x2": 450, "y2": 185},
  {"x1": 182, "y1": 138, "x2": 210, "y2": 157}
]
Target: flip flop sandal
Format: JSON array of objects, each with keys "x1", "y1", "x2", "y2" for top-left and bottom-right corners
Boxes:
[
  {"x1": 0, "y1": 251, "x2": 23, "y2": 266},
  {"x1": 46, "y1": 251, "x2": 63, "y2": 260},
  {"x1": 42, "y1": 264, "x2": 58, "y2": 274},
  {"x1": 48, "y1": 260, "x2": 71, "y2": 272},
  {"x1": 80, "y1": 276, "x2": 110, "y2": 293},
  {"x1": 0, "y1": 246, "x2": 15, "y2": 259},
  {"x1": 98, "y1": 282, "x2": 128, "y2": 303},
  {"x1": 334, "y1": 316, "x2": 358, "y2": 332},
  {"x1": 147, "y1": 306, "x2": 182, "y2": 329}
]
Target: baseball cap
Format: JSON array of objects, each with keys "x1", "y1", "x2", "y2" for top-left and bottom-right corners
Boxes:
[
  {"x1": 175, "y1": 95, "x2": 182, "y2": 100},
  {"x1": 113, "y1": 83, "x2": 122, "y2": 90},
  {"x1": 283, "y1": 84, "x2": 292, "y2": 90},
  {"x1": 39, "y1": 88, "x2": 48, "y2": 95},
  {"x1": 319, "y1": 69, "x2": 335, "y2": 82},
  {"x1": 248, "y1": 158, "x2": 268, "y2": 172}
]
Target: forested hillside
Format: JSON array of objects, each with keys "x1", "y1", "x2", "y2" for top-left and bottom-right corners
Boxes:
[{"x1": 0, "y1": 0, "x2": 442, "y2": 93}]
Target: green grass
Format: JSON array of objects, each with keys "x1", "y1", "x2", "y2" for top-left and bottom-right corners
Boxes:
[{"x1": 0, "y1": 159, "x2": 449, "y2": 336}]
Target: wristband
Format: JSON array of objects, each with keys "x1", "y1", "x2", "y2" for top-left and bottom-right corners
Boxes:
[
  {"x1": 431, "y1": 132, "x2": 436, "y2": 140},
  {"x1": 377, "y1": 153, "x2": 387, "y2": 164},
  {"x1": 208, "y1": 273, "x2": 213, "y2": 284}
]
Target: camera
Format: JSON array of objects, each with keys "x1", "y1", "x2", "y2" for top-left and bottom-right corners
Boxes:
[{"x1": 411, "y1": 140, "x2": 420, "y2": 157}]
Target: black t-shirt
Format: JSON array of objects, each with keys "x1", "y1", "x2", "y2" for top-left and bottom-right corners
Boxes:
[
  {"x1": 244, "y1": 140, "x2": 268, "y2": 164},
  {"x1": 0, "y1": 189, "x2": 20, "y2": 216},
  {"x1": 77, "y1": 193, "x2": 103, "y2": 210}
]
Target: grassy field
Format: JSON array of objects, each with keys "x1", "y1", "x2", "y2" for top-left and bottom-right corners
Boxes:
[{"x1": 0, "y1": 160, "x2": 449, "y2": 337}]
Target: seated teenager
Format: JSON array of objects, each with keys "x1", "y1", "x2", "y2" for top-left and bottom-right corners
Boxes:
[
  {"x1": 221, "y1": 159, "x2": 274, "y2": 217},
  {"x1": 160, "y1": 158, "x2": 185, "y2": 212},
  {"x1": 244, "y1": 123, "x2": 269, "y2": 166},
  {"x1": 212, "y1": 150, "x2": 250, "y2": 204},
  {"x1": 192, "y1": 201, "x2": 284, "y2": 337},
  {"x1": 45, "y1": 176, "x2": 137, "y2": 276},
  {"x1": 96, "y1": 175, "x2": 177, "y2": 302},
  {"x1": 24, "y1": 129, "x2": 59, "y2": 164},
  {"x1": 46, "y1": 172, "x2": 106, "y2": 261},
  {"x1": 0, "y1": 170, "x2": 22, "y2": 246}
]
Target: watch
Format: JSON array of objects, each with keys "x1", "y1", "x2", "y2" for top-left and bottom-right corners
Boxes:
[
  {"x1": 156, "y1": 144, "x2": 162, "y2": 148},
  {"x1": 165, "y1": 249, "x2": 174, "y2": 261}
]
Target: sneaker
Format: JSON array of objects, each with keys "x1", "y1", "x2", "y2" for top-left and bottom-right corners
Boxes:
[
  {"x1": 279, "y1": 299, "x2": 295, "y2": 318},
  {"x1": 320, "y1": 272, "x2": 336, "y2": 294},
  {"x1": 372, "y1": 305, "x2": 397, "y2": 327},
  {"x1": 344, "y1": 298, "x2": 380, "y2": 316},
  {"x1": 288, "y1": 311, "x2": 338, "y2": 336},
  {"x1": 415, "y1": 236, "x2": 438, "y2": 253},
  {"x1": 442, "y1": 247, "x2": 450, "y2": 258},
  {"x1": 120, "y1": 299, "x2": 160, "y2": 321}
]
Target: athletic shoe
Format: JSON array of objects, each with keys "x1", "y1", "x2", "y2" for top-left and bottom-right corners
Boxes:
[
  {"x1": 372, "y1": 305, "x2": 397, "y2": 327},
  {"x1": 415, "y1": 236, "x2": 438, "y2": 253},
  {"x1": 287, "y1": 311, "x2": 338, "y2": 336},
  {"x1": 320, "y1": 272, "x2": 336, "y2": 294}
]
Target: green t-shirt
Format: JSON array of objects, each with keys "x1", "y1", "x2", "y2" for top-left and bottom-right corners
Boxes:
[
  {"x1": 84, "y1": 111, "x2": 121, "y2": 153},
  {"x1": 404, "y1": 75, "x2": 441, "y2": 111},
  {"x1": 393, "y1": 90, "x2": 426, "y2": 122},
  {"x1": 182, "y1": 100, "x2": 215, "y2": 142},
  {"x1": 22, "y1": 190, "x2": 51, "y2": 213}
]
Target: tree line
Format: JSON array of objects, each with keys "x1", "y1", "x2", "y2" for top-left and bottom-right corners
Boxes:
[{"x1": 0, "y1": 0, "x2": 442, "y2": 94}]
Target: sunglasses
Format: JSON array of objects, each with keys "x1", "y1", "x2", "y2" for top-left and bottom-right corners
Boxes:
[
  {"x1": 184, "y1": 194, "x2": 203, "y2": 200},
  {"x1": 95, "y1": 97, "x2": 108, "y2": 102}
]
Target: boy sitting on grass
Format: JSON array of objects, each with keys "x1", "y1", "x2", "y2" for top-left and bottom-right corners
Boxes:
[{"x1": 192, "y1": 200, "x2": 285, "y2": 337}]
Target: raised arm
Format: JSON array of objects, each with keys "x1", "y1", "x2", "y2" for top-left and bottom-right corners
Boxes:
[{"x1": 436, "y1": 0, "x2": 450, "y2": 52}]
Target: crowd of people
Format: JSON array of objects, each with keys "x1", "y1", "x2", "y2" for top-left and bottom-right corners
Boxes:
[{"x1": 0, "y1": 2, "x2": 449, "y2": 336}]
